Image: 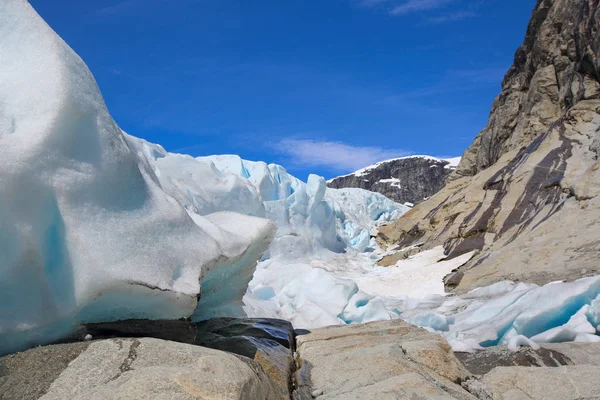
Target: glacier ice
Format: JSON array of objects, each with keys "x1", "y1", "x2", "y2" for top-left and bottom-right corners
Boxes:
[
  {"x1": 398, "y1": 275, "x2": 600, "y2": 352},
  {"x1": 0, "y1": 0, "x2": 275, "y2": 355},
  {"x1": 0, "y1": 0, "x2": 410, "y2": 354}
]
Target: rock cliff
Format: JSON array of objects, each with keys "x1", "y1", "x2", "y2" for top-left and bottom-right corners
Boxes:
[
  {"x1": 378, "y1": 0, "x2": 600, "y2": 293},
  {"x1": 327, "y1": 156, "x2": 458, "y2": 205}
]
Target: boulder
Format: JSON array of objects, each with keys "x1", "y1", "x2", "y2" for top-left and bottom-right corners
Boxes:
[
  {"x1": 0, "y1": 338, "x2": 280, "y2": 400},
  {"x1": 466, "y1": 365, "x2": 600, "y2": 400},
  {"x1": 84, "y1": 318, "x2": 295, "y2": 399},
  {"x1": 456, "y1": 342, "x2": 600, "y2": 375},
  {"x1": 293, "y1": 320, "x2": 475, "y2": 399}
]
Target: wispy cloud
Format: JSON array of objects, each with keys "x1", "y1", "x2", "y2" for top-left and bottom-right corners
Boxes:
[
  {"x1": 273, "y1": 139, "x2": 412, "y2": 173},
  {"x1": 356, "y1": 0, "x2": 489, "y2": 23},
  {"x1": 389, "y1": 0, "x2": 454, "y2": 15},
  {"x1": 425, "y1": 10, "x2": 477, "y2": 23},
  {"x1": 96, "y1": 0, "x2": 139, "y2": 16}
]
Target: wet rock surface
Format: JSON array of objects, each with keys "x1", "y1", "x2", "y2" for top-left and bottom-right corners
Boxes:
[
  {"x1": 84, "y1": 317, "x2": 295, "y2": 399},
  {"x1": 327, "y1": 157, "x2": 455, "y2": 205}
]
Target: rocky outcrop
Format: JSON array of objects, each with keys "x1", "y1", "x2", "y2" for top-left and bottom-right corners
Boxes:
[
  {"x1": 454, "y1": 0, "x2": 600, "y2": 178},
  {"x1": 378, "y1": 0, "x2": 600, "y2": 293},
  {"x1": 1, "y1": 318, "x2": 296, "y2": 400},
  {"x1": 456, "y1": 342, "x2": 600, "y2": 376},
  {"x1": 458, "y1": 343, "x2": 600, "y2": 399},
  {"x1": 293, "y1": 320, "x2": 475, "y2": 399},
  {"x1": 83, "y1": 318, "x2": 295, "y2": 399},
  {"x1": 1, "y1": 338, "x2": 280, "y2": 400},
  {"x1": 327, "y1": 156, "x2": 457, "y2": 205},
  {"x1": 466, "y1": 365, "x2": 600, "y2": 400}
]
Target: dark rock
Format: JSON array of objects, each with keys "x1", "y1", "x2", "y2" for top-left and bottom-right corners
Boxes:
[
  {"x1": 456, "y1": 346, "x2": 574, "y2": 376},
  {"x1": 327, "y1": 156, "x2": 455, "y2": 205},
  {"x1": 444, "y1": 271, "x2": 465, "y2": 289}
]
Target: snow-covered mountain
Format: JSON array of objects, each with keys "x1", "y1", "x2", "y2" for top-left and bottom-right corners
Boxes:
[{"x1": 327, "y1": 156, "x2": 460, "y2": 205}]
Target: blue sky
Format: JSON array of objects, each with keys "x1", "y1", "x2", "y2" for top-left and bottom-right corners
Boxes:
[{"x1": 30, "y1": 0, "x2": 535, "y2": 180}]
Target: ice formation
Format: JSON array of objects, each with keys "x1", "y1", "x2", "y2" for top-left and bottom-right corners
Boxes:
[
  {"x1": 0, "y1": 0, "x2": 409, "y2": 355},
  {"x1": 399, "y1": 276, "x2": 600, "y2": 352},
  {"x1": 124, "y1": 144, "x2": 411, "y2": 327},
  {"x1": 0, "y1": 0, "x2": 275, "y2": 355}
]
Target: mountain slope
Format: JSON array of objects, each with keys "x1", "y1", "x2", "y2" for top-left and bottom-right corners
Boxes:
[
  {"x1": 327, "y1": 156, "x2": 460, "y2": 205},
  {"x1": 378, "y1": 0, "x2": 600, "y2": 294}
]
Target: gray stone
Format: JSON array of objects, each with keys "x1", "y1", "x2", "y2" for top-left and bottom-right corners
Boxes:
[
  {"x1": 469, "y1": 365, "x2": 600, "y2": 400},
  {"x1": 1, "y1": 338, "x2": 281, "y2": 400},
  {"x1": 83, "y1": 318, "x2": 295, "y2": 399},
  {"x1": 457, "y1": 342, "x2": 600, "y2": 376},
  {"x1": 455, "y1": 345, "x2": 574, "y2": 376},
  {"x1": 294, "y1": 320, "x2": 475, "y2": 400},
  {"x1": 0, "y1": 342, "x2": 90, "y2": 400}
]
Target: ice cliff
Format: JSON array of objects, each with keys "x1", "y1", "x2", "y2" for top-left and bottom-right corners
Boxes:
[{"x1": 0, "y1": 0, "x2": 279, "y2": 355}]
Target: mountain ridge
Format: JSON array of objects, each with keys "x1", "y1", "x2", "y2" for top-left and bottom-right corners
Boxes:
[
  {"x1": 378, "y1": 0, "x2": 600, "y2": 294},
  {"x1": 327, "y1": 155, "x2": 461, "y2": 205}
]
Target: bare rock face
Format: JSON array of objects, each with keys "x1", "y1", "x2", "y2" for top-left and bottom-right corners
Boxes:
[
  {"x1": 327, "y1": 156, "x2": 456, "y2": 205},
  {"x1": 378, "y1": 0, "x2": 600, "y2": 294},
  {"x1": 454, "y1": 0, "x2": 600, "y2": 178}
]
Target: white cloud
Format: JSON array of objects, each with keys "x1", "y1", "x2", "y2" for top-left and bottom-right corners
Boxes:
[
  {"x1": 96, "y1": 0, "x2": 139, "y2": 16},
  {"x1": 389, "y1": 0, "x2": 454, "y2": 15},
  {"x1": 274, "y1": 139, "x2": 412, "y2": 173},
  {"x1": 426, "y1": 10, "x2": 477, "y2": 23}
]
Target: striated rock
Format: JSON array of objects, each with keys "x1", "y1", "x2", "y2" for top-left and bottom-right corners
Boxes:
[
  {"x1": 466, "y1": 365, "x2": 600, "y2": 400},
  {"x1": 378, "y1": 0, "x2": 600, "y2": 294},
  {"x1": 0, "y1": 338, "x2": 280, "y2": 400},
  {"x1": 457, "y1": 342, "x2": 600, "y2": 376},
  {"x1": 454, "y1": 0, "x2": 600, "y2": 178},
  {"x1": 83, "y1": 318, "x2": 295, "y2": 399},
  {"x1": 327, "y1": 156, "x2": 457, "y2": 205},
  {"x1": 293, "y1": 320, "x2": 475, "y2": 399}
]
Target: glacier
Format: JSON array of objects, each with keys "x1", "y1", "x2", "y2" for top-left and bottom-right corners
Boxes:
[
  {"x1": 0, "y1": 0, "x2": 409, "y2": 355},
  {"x1": 3, "y1": 0, "x2": 600, "y2": 357},
  {"x1": 0, "y1": 0, "x2": 277, "y2": 356},
  {"x1": 124, "y1": 137, "x2": 410, "y2": 327}
]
